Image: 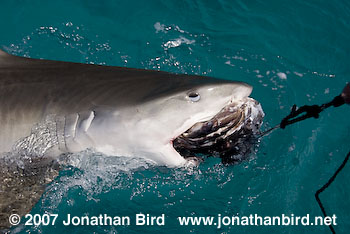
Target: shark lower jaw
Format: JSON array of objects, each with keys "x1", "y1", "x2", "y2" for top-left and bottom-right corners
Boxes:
[{"x1": 173, "y1": 97, "x2": 264, "y2": 165}]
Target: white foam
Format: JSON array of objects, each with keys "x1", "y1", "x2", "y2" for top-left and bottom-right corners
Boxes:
[
  {"x1": 154, "y1": 22, "x2": 165, "y2": 33},
  {"x1": 277, "y1": 72, "x2": 287, "y2": 80},
  {"x1": 225, "y1": 60, "x2": 235, "y2": 66},
  {"x1": 163, "y1": 36, "x2": 195, "y2": 48},
  {"x1": 293, "y1": 71, "x2": 303, "y2": 77}
]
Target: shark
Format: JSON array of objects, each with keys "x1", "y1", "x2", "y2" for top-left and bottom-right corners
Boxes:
[{"x1": 0, "y1": 48, "x2": 264, "y2": 229}]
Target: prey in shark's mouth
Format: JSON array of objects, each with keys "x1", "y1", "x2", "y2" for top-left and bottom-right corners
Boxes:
[{"x1": 173, "y1": 97, "x2": 264, "y2": 165}]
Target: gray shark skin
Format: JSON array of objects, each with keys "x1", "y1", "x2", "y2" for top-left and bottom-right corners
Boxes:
[{"x1": 0, "y1": 49, "x2": 263, "y2": 229}]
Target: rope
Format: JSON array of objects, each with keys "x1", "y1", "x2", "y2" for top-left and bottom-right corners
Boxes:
[
  {"x1": 315, "y1": 150, "x2": 350, "y2": 234},
  {"x1": 259, "y1": 89, "x2": 349, "y2": 233},
  {"x1": 259, "y1": 95, "x2": 345, "y2": 137}
]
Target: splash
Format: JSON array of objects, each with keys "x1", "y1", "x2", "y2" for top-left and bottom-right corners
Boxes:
[{"x1": 5, "y1": 22, "x2": 113, "y2": 65}]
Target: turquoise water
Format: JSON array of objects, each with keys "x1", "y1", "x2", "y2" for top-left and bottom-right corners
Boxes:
[{"x1": 1, "y1": 0, "x2": 350, "y2": 233}]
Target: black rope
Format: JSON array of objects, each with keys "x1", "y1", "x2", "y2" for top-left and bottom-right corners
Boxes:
[
  {"x1": 259, "y1": 95, "x2": 345, "y2": 137},
  {"x1": 315, "y1": 150, "x2": 350, "y2": 234},
  {"x1": 259, "y1": 88, "x2": 349, "y2": 234},
  {"x1": 279, "y1": 95, "x2": 344, "y2": 129}
]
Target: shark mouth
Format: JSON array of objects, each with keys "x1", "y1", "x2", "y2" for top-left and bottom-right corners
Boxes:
[{"x1": 173, "y1": 97, "x2": 264, "y2": 165}]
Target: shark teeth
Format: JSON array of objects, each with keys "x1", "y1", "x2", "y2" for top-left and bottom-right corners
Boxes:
[{"x1": 173, "y1": 97, "x2": 264, "y2": 163}]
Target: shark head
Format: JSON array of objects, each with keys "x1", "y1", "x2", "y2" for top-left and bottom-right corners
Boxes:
[
  {"x1": 135, "y1": 78, "x2": 252, "y2": 136},
  {"x1": 134, "y1": 78, "x2": 264, "y2": 166},
  {"x1": 86, "y1": 74, "x2": 264, "y2": 167}
]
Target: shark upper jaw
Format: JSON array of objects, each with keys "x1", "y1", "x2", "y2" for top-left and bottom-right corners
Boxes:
[
  {"x1": 169, "y1": 98, "x2": 235, "y2": 144},
  {"x1": 171, "y1": 96, "x2": 264, "y2": 165},
  {"x1": 166, "y1": 99, "x2": 232, "y2": 160}
]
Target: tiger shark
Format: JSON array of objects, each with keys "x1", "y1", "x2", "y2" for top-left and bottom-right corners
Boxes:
[
  {"x1": 0, "y1": 48, "x2": 263, "y2": 229},
  {"x1": 0, "y1": 48, "x2": 264, "y2": 166}
]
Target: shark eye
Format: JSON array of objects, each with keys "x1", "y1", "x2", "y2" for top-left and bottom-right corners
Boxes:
[{"x1": 188, "y1": 92, "x2": 200, "y2": 102}]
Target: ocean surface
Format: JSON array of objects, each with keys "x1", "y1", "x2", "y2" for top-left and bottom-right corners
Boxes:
[{"x1": 1, "y1": 0, "x2": 350, "y2": 233}]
